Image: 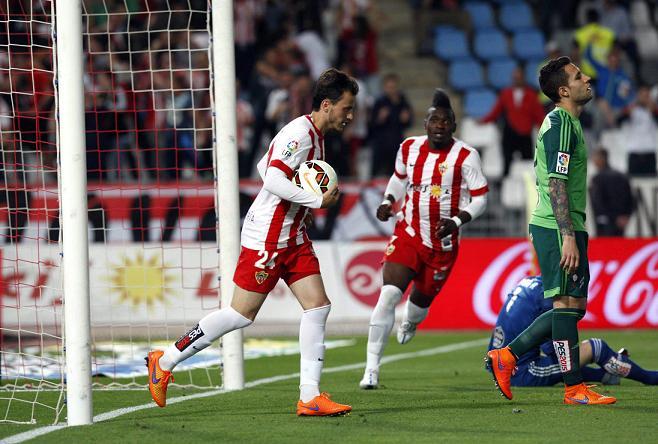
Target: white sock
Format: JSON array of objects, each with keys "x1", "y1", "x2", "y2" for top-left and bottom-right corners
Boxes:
[
  {"x1": 405, "y1": 299, "x2": 429, "y2": 325},
  {"x1": 160, "y1": 307, "x2": 252, "y2": 371},
  {"x1": 299, "y1": 304, "x2": 330, "y2": 403},
  {"x1": 366, "y1": 285, "x2": 403, "y2": 371}
]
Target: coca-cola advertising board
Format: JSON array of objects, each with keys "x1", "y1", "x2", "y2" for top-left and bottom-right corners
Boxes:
[{"x1": 2, "y1": 239, "x2": 657, "y2": 331}]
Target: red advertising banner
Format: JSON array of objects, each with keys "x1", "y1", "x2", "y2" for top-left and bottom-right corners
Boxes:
[{"x1": 419, "y1": 238, "x2": 658, "y2": 329}]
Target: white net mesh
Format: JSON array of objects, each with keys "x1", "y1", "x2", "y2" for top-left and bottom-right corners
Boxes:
[{"x1": 1, "y1": 0, "x2": 224, "y2": 424}]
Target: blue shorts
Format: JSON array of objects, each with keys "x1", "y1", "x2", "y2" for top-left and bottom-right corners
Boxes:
[{"x1": 511, "y1": 356, "x2": 563, "y2": 387}]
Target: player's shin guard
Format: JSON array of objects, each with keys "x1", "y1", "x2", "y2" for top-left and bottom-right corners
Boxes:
[
  {"x1": 553, "y1": 308, "x2": 585, "y2": 386},
  {"x1": 299, "y1": 304, "x2": 330, "y2": 403},
  {"x1": 159, "y1": 307, "x2": 252, "y2": 371},
  {"x1": 366, "y1": 285, "x2": 402, "y2": 371}
]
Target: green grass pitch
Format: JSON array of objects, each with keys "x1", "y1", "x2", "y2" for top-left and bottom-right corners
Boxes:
[{"x1": 3, "y1": 330, "x2": 658, "y2": 443}]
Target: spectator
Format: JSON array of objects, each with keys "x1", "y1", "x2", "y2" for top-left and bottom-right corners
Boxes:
[
  {"x1": 584, "y1": 43, "x2": 634, "y2": 136},
  {"x1": 573, "y1": 8, "x2": 615, "y2": 80},
  {"x1": 617, "y1": 84, "x2": 658, "y2": 177},
  {"x1": 479, "y1": 66, "x2": 545, "y2": 177},
  {"x1": 600, "y1": 0, "x2": 641, "y2": 81},
  {"x1": 368, "y1": 73, "x2": 413, "y2": 177},
  {"x1": 589, "y1": 148, "x2": 634, "y2": 237},
  {"x1": 234, "y1": 0, "x2": 264, "y2": 87},
  {"x1": 340, "y1": 14, "x2": 379, "y2": 96},
  {"x1": 236, "y1": 79, "x2": 255, "y2": 177}
]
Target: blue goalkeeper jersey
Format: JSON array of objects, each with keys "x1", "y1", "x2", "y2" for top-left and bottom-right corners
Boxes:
[{"x1": 487, "y1": 276, "x2": 554, "y2": 365}]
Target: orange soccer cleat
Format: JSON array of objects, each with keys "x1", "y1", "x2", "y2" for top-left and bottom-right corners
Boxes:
[
  {"x1": 563, "y1": 383, "x2": 616, "y2": 405},
  {"x1": 146, "y1": 350, "x2": 174, "y2": 407},
  {"x1": 486, "y1": 346, "x2": 517, "y2": 400},
  {"x1": 296, "y1": 392, "x2": 352, "y2": 417}
]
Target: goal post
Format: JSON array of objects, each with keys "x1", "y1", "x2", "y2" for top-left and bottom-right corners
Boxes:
[
  {"x1": 211, "y1": 0, "x2": 244, "y2": 392},
  {"x1": 54, "y1": 0, "x2": 93, "y2": 425},
  {"x1": 1, "y1": 0, "x2": 246, "y2": 425}
]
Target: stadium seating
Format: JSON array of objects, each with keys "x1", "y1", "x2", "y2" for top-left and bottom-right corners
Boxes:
[
  {"x1": 512, "y1": 29, "x2": 546, "y2": 61},
  {"x1": 459, "y1": 117, "x2": 503, "y2": 179},
  {"x1": 524, "y1": 59, "x2": 542, "y2": 88},
  {"x1": 630, "y1": 0, "x2": 652, "y2": 27},
  {"x1": 463, "y1": 2, "x2": 495, "y2": 29},
  {"x1": 449, "y1": 58, "x2": 485, "y2": 91},
  {"x1": 499, "y1": 1, "x2": 534, "y2": 32},
  {"x1": 474, "y1": 29, "x2": 509, "y2": 61},
  {"x1": 501, "y1": 160, "x2": 535, "y2": 210},
  {"x1": 463, "y1": 87, "x2": 497, "y2": 118},
  {"x1": 635, "y1": 27, "x2": 658, "y2": 59},
  {"x1": 434, "y1": 27, "x2": 470, "y2": 61},
  {"x1": 488, "y1": 58, "x2": 518, "y2": 90}
]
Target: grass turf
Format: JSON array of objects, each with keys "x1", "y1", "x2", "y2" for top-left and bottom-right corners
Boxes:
[{"x1": 2, "y1": 330, "x2": 658, "y2": 443}]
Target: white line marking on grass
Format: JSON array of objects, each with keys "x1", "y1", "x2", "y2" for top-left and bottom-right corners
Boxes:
[{"x1": 3, "y1": 337, "x2": 488, "y2": 443}]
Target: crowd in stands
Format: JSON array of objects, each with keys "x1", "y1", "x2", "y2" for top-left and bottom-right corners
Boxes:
[
  {"x1": 2, "y1": 0, "x2": 657, "y2": 190},
  {"x1": 427, "y1": 0, "x2": 658, "y2": 181}
]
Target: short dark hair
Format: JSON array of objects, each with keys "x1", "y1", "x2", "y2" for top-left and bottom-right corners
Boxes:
[
  {"x1": 312, "y1": 68, "x2": 359, "y2": 110},
  {"x1": 431, "y1": 88, "x2": 455, "y2": 120},
  {"x1": 539, "y1": 56, "x2": 571, "y2": 103}
]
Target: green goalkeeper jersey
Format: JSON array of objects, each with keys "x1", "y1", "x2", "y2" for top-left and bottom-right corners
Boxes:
[{"x1": 530, "y1": 107, "x2": 587, "y2": 231}]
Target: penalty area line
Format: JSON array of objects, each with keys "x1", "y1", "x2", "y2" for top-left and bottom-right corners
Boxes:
[{"x1": 4, "y1": 337, "x2": 488, "y2": 444}]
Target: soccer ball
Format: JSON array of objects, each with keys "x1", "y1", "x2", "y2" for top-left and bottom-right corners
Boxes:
[{"x1": 292, "y1": 160, "x2": 338, "y2": 195}]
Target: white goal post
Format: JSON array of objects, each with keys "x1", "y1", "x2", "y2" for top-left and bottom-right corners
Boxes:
[
  {"x1": 54, "y1": 0, "x2": 93, "y2": 426},
  {"x1": 0, "y1": 0, "x2": 244, "y2": 425}
]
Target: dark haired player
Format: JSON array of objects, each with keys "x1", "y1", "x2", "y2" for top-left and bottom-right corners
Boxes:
[
  {"x1": 147, "y1": 68, "x2": 358, "y2": 416},
  {"x1": 486, "y1": 57, "x2": 616, "y2": 405},
  {"x1": 360, "y1": 89, "x2": 488, "y2": 389}
]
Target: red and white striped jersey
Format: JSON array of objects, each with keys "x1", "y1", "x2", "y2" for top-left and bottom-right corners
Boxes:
[
  {"x1": 394, "y1": 135, "x2": 488, "y2": 250},
  {"x1": 241, "y1": 115, "x2": 325, "y2": 250}
]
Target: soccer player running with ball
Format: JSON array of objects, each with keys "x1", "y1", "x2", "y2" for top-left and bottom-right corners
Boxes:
[
  {"x1": 360, "y1": 90, "x2": 489, "y2": 389},
  {"x1": 486, "y1": 57, "x2": 616, "y2": 405},
  {"x1": 147, "y1": 68, "x2": 358, "y2": 416}
]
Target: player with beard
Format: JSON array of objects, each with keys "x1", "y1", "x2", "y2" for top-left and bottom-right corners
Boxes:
[
  {"x1": 359, "y1": 89, "x2": 489, "y2": 389},
  {"x1": 486, "y1": 57, "x2": 616, "y2": 405},
  {"x1": 147, "y1": 68, "x2": 358, "y2": 416}
]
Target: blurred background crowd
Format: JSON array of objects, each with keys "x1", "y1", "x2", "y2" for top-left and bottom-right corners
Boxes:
[{"x1": 1, "y1": 0, "x2": 657, "y2": 238}]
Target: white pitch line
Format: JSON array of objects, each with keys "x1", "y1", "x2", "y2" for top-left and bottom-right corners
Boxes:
[{"x1": 3, "y1": 337, "x2": 488, "y2": 444}]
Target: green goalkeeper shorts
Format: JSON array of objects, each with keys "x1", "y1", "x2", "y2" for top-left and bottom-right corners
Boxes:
[{"x1": 529, "y1": 224, "x2": 589, "y2": 299}]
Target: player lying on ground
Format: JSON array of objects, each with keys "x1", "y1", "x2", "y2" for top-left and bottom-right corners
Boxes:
[
  {"x1": 146, "y1": 68, "x2": 358, "y2": 416},
  {"x1": 487, "y1": 276, "x2": 658, "y2": 387},
  {"x1": 360, "y1": 89, "x2": 488, "y2": 389}
]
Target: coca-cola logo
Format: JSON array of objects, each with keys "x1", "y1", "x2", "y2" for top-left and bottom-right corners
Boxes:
[
  {"x1": 473, "y1": 240, "x2": 658, "y2": 327},
  {"x1": 344, "y1": 250, "x2": 384, "y2": 307},
  {"x1": 603, "y1": 242, "x2": 658, "y2": 326},
  {"x1": 473, "y1": 242, "x2": 533, "y2": 325}
]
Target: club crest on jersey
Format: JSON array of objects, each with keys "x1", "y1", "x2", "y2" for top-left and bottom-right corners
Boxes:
[
  {"x1": 281, "y1": 140, "x2": 299, "y2": 158},
  {"x1": 385, "y1": 243, "x2": 395, "y2": 256},
  {"x1": 556, "y1": 152, "x2": 570, "y2": 174},
  {"x1": 430, "y1": 184, "x2": 442, "y2": 200},
  {"x1": 438, "y1": 161, "x2": 449, "y2": 175},
  {"x1": 255, "y1": 270, "x2": 269, "y2": 284}
]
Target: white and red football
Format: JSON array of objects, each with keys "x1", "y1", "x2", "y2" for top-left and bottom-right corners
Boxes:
[{"x1": 292, "y1": 160, "x2": 338, "y2": 195}]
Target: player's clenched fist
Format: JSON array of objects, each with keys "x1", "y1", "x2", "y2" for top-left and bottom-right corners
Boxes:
[
  {"x1": 376, "y1": 201, "x2": 394, "y2": 221},
  {"x1": 435, "y1": 218, "x2": 458, "y2": 239}
]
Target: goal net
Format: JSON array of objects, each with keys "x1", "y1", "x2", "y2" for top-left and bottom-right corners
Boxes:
[{"x1": 1, "y1": 0, "x2": 227, "y2": 424}]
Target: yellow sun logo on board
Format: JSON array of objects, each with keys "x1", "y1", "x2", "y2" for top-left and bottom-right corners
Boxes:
[
  {"x1": 430, "y1": 184, "x2": 442, "y2": 199},
  {"x1": 108, "y1": 252, "x2": 177, "y2": 307}
]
